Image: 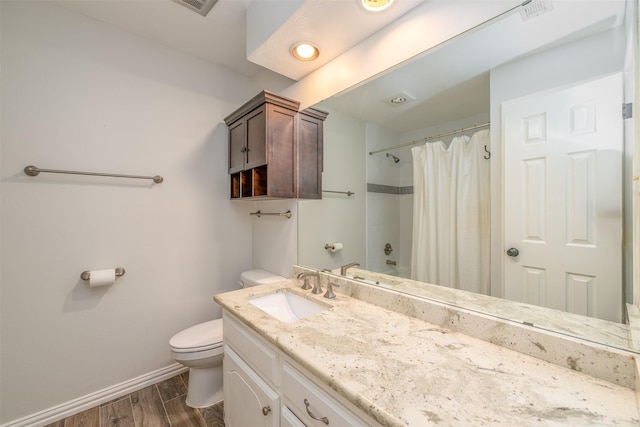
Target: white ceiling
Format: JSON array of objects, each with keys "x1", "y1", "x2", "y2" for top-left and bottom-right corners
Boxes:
[
  {"x1": 51, "y1": 0, "x2": 628, "y2": 133},
  {"x1": 320, "y1": 0, "x2": 627, "y2": 133},
  {"x1": 53, "y1": 0, "x2": 260, "y2": 76},
  {"x1": 246, "y1": 0, "x2": 425, "y2": 80},
  {"x1": 53, "y1": 0, "x2": 424, "y2": 80}
]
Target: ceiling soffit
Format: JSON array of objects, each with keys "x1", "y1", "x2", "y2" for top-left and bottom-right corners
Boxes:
[{"x1": 246, "y1": 0, "x2": 425, "y2": 81}]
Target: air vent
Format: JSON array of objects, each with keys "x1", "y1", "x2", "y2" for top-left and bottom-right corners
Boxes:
[
  {"x1": 172, "y1": 0, "x2": 218, "y2": 16},
  {"x1": 520, "y1": 0, "x2": 553, "y2": 21}
]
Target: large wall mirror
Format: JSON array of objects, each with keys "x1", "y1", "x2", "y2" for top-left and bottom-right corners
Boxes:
[{"x1": 298, "y1": 0, "x2": 639, "y2": 353}]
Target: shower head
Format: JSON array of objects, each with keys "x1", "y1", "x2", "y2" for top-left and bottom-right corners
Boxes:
[{"x1": 386, "y1": 153, "x2": 400, "y2": 163}]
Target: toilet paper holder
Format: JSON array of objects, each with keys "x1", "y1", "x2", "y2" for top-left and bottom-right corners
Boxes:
[
  {"x1": 324, "y1": 243, "x2": 343, "y2": 253},
  {"x1": 80, "y1": 267, "x2": 126, "y2": 281}
]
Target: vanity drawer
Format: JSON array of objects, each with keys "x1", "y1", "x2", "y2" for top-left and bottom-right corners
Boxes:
[
  {"x1": 282, "y1": 362, "x2": 371, "y2": 427},
  {"x1": 223, "y1": 313, "x2": 279, "y2": 385},
  {"x1": 282, "y1": 406, "x2": 307, "y2": 427}
]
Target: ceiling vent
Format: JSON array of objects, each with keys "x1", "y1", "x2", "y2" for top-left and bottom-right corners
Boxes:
[
  {"x1": 520, "y1": 0, "x2": 553, "y2": 21},
  {"x1": 172, "y1": 0, "x2": 218, "y2": 17}
]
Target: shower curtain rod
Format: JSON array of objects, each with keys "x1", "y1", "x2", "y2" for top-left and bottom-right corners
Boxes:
[{"x1": 368, "y1": 122, "x2": 490, "y2": 155}]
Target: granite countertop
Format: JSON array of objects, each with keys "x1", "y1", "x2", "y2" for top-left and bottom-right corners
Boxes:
[
  {"x1": 338, "y1": 267, "x2": 634, "y2": 352},
  {"x1": 215, "y1": 279, "x2": 640, "y2": 426}
]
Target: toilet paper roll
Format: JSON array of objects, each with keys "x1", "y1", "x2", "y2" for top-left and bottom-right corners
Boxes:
[
  {"x1": 330, "y1": 242, "x2": 343, "y2": 253},
  {"x1": 88, "y1": 269, "x2": 116, "y2": 288}
]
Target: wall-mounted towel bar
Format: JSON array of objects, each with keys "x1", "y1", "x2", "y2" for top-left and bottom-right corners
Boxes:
[
  {"x1": 80, "y1": 267, "x2": 126, "y2": 281},
  {"x1": 250, "y1": 210, "x2": 292, "y2": 219},
  {"x1": 323, "y1": 190, "x2": 354, "y2": 196},
  {"x1": 24, "y1": 165, "x2": 164, "y2": 184}
]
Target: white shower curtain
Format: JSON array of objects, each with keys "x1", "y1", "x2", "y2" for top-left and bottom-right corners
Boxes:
[{"x1": 411, "y1": 129, "x2": 490, "y2": 294}]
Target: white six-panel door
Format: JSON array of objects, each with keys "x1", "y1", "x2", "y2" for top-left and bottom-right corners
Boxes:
[{"x1": 502, "y1": 73, "x2": 623, "y2": 322}]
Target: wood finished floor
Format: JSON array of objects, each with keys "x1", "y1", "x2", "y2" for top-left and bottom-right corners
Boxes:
[{"x1": 44, "y1": 373, "x2": 225, "y2": 427}]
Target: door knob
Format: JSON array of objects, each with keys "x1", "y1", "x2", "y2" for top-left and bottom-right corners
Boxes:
[{"x1": 506, "y1": 248, "x2": 519, "y2": 257}]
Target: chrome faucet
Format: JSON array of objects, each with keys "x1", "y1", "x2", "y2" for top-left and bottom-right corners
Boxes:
[
  {"x1": 311, "y1": 275, "x2": 323, "y2": 295},
  {"x1": 340, "y1": 262, "x2": 360, "y2": 276},
  {"x1": 297, "y1": 271, "x2": 319, "y2": 291}
]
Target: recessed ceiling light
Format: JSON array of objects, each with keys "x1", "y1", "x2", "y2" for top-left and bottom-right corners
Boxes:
[
  {"x1": 291, "y1": 42, "x2": 320, "y2": 61},
  {"x1": 361, "y1": 0, "x2": 394, "y2": 12},
  {"x1": 384, "y1": 91, "x2": 415, "y2": 106}
]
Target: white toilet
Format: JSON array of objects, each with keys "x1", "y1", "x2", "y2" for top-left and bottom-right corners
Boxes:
[{"x1": 169, "y1": 269, "x2": 285, "y2": 408}]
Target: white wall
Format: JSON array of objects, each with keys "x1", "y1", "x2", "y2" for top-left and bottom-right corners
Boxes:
[
  {"x1": 251, "y1": 199, "x2": 298, "y2": 278},
  {"x1": 297, "y1": 106, "x2": 367, "y2": 271},
  {"x1": 0, "y1": 2, "x2": 282, "y2": 423},
  {"x1": 490, "y1": 27, "x2": 627, "y2": 298},
  {"x1": 367, "y1": 124, "x2": 402, "y2": 187},
  {"x1": 365, "y1": 124, "x2": 403, "y2": 274}
]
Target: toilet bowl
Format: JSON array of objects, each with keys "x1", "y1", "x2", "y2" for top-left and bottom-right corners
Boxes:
[
  {"x1": 170, "y1": 319, "x2": 224, "y2": 408},
  {"x1": 169, "y1": 269, "x2": 285, "y2": 408}
]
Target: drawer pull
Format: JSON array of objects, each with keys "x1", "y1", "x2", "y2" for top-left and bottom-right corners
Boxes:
[
  {"x1": 262, "y1": 405, "x2": 271, "y2": 416},
  {"x1": 304, "y1": 398, "x2": 329, "y2": 425}
]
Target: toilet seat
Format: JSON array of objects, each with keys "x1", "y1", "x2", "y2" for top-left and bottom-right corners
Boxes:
[{"x1": 170, "y1": 319, "x2": 223, "y2": 353}]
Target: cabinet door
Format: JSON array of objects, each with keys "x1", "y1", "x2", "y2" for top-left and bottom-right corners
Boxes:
[
  {"x1": 224, "y1": 345, "x2": 279, "y2": 427},
  {"x1": 245, "y1": 105, "x2": 268, "y2": 170},
  {"x1": 228, "y1": 119, "x2": 246, "y2": 174},
  {"x1": 264, "y1": 104, "x2": 297, "y2": 198},
  {"x1": 297, "y1": 112, "x2": 324, "y2": 199}
]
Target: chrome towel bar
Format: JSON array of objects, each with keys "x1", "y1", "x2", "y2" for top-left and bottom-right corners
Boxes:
[
  {"x1": 80, "y1": 267, "x2": 126, "y2": 281},
  {"x1": 250, "y1": 210, "x2": 292, "y2": 219},
  {"x1": 323, "y1": 190, "x2": 354, "y2": 196},
  {"x1": 24, "y1": 165, "x2": 163, "y2": 184}
]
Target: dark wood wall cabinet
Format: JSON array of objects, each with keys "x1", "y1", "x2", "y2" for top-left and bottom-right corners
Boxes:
[{"x1": 224, "y1": 90, "x2": 328, "y2": 200}]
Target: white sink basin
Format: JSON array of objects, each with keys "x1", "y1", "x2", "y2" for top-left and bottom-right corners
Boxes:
[{"x1": 249, "y1": 291, "x2": 327, "y2": 323}]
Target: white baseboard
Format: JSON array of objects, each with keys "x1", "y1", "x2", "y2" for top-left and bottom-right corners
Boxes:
[{"x1": 1, "y1": 363, "x2": 188, "y2": 427}]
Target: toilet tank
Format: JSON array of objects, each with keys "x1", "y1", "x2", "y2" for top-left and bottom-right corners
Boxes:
[{"x1": 239, "y1": 269, "x2": 285, "y2": 288}]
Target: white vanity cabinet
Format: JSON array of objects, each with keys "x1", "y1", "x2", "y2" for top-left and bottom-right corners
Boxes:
[
  {"x1": 222, "y1": 312, "x2": 379, "y2": 427},
  {"x1": 224, "y1": 345, "x2": 280, "y2": 427},
  {"x1": 223, "y1": 313, "x2": 280, "y2": 426}
]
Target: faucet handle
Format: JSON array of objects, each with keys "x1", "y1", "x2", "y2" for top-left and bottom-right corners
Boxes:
[
  {"x1": 297, "y1": 272, "x2": 316, "y2": 290},
  {"x1": 323, "y1": 282, "x2": 340, "y2": 299},
  {"x1": 301, "y1": 277, "x2": 313, "y2": 290}
]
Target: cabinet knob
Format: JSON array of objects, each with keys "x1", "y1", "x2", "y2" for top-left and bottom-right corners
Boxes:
[{"x1": 262, "y1": 405, "x2": 271, "y2": 416}]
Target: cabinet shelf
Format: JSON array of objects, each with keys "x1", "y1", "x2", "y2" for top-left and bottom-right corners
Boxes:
[{"x1": 230, "y1": 166, "x2": 270, "y2": 199}]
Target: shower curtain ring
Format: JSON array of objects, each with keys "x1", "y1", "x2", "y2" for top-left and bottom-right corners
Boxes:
[{"x1": 484, "y1": 145, "x2": 491, "y2": 160}]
